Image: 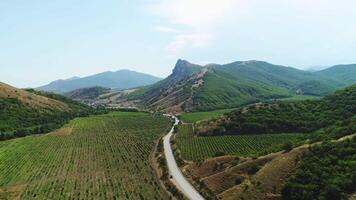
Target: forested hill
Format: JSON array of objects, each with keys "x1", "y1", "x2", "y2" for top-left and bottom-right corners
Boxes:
[
  {"x1": 316, "y1": 64, "x2": 356, "y2": 85},
  {"x1": 37, "y1": 69, "x2": 162, "y2": 93},
  {"x1": 125, "y1": 59, "x2": 349, "y2": 113},
  {"x1": 0, "y1": 82, "x2": 100, "y2": 140},
  {"x1": 195, "y1": 84, "x2": 356, "y2": 137},
  {"x1": 64, "y1": 86, "x2": 111, "y2": 100}
]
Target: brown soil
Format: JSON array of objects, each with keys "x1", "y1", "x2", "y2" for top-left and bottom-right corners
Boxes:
[
  {"x1": 183, "y1": 148, "x2": 306, "y2": 200},
  {"x1": 53, "y1": 127, "x2": 73, "y2": 136},
  {"x1": 0, "y1": 184, "x2": 26, "y2": 200}
]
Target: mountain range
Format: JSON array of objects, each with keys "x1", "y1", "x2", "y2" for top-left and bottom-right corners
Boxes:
[
  {"x1": 315, "y1": 64, "x2": 356, "y2": 85},
  {"x1": 37, "y1": 69, "x2": 162, "y2": 93},
  {"x1": 124, "y1": 59, "x2": 356, "y2": 113}
]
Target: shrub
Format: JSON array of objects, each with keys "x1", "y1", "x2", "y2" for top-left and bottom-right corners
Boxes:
[
  {"x1": 282, "y1": 142, "x2": 293, "y2": 152},
  {"x1": 214, "y1": 151, "x2": 225, "y2": 157}
]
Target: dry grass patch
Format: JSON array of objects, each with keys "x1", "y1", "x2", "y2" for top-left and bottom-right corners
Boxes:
[
  {"x1": 53, "y1": 127, "x2": 73, "y2": 136},
  {"x1": 0, "y1": 82, "x2": 69, "y2": 111}
]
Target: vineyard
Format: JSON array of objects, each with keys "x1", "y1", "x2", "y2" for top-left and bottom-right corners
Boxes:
[
  {"x1": 180, "y1": 108, "x2": 235, "y2": 123},
  {"x1": 0, "y1": 112, "x2": 171, "y2": 200},
  {"x1": 175, "y1": 124, "x2": 306, "y2": 161}
]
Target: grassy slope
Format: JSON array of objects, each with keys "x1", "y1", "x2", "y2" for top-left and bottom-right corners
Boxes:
[
  {"x1": 180, "y1": 108, "x2": 236, "y2": 123},
  {"x1": 282, "y1": 138, "x2": 356, "y2": 200},
  {"x1": 0, "y1": 82, "x2": 69, "y2": 111},
  {"x1": 316, "y1": 64, "x2": 356, "y2": 85},
  {"x1": 195, "y1": 84, "x2": 356, "y2": 136},
  {"x1": 215, "y1": 61, "x2": 340, "y2": 96},
  {"x1": 175, "y1": 124, "x2": 305, "y2": 161},
  {"x1": 191, "y1": 71, "x2": 290, "y2": 111},
  {"x1": 0, "y1": 83, "x2": 95, "y2": 139},
  {"x1": 0, "y1": 112, "x2": 171, "y2": 199},
  {"x1": 64, "y1": 86, "x2": 111, "y2": 100},
  {"x1": 277, "y1": 95, "x2": 320, "y2": 101}
]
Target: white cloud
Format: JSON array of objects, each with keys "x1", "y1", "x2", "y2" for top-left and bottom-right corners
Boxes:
[{"x1": 148, "y1": 0, "x2": 237, "y2": 54}]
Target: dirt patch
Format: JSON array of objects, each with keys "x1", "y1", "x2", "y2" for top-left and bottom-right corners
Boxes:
[
  {"x1": 248, "y1": 147, "x2": 306, "y2": 199},
  {"x1": 349, "y1": 193, "x2": 356, "y2": 200},
  {"x1": 54, "y1": 127, "x2": 73, "y2": 136},
  {"x1": 186, "y1": 156, "x2": 236, "y2": 178},
  {"x1": 182, "y1": 148, "x2": 305, "y2": 199},
  {"x1": 0, "y1": 184, "x2": 26, "y2": 200},
  {"x1": 203, "y1": 171, "x2": 246, "y2": 194}
]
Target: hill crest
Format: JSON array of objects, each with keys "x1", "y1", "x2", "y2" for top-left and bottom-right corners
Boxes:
[
  {"x1": 124, "y1": 59, "x2": 345, "y2": 113},
  {"x1": 37, "y1": 69, "x2": 162, "y2": 93},
  {"x1": 0, "y1": 82, "x2": 69, "y2": 111}
]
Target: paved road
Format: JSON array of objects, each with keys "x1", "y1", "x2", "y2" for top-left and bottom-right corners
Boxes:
[{"x1": 163, "y1": 115, "x2": 205, "y2": 200}]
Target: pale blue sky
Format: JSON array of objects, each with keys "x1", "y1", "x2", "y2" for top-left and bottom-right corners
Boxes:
[{"x1": 1, "y1": 0, "x2": 356, "y2": 88}]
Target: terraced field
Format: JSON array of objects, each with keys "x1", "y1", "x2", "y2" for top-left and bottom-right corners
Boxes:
[
  {"x1": 0, "y1": 112, "x2": 171, "y2": 200},
  {"x1": 176, "y1": 124, "x2": 306, "y2": 161}
]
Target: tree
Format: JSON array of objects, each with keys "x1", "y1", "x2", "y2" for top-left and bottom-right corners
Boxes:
[
  {"x1": 214, "y1": 151, "x2": 225, "y2": 157},
  {"x1": 283, "y1": 142, "x2": 293, "y2": 152},
  {"x1": 0, "y1": 131, "x2": 4, "y2": 141}
]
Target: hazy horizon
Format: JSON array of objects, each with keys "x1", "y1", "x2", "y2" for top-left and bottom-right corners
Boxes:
[{"x1": 2, "y1": 0, "x2": 356, "y2": 88}]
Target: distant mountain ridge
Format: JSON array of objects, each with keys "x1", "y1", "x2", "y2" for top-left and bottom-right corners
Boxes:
[
  {"x1": 315, "y1": 64, "x2": 356, "y2": 85},
  {"x1": 37, "y1": 69, "x2": 162, "y2": 93},
  {"x1": 124, "y1": 59, "x2": 355, "y2": 113}
]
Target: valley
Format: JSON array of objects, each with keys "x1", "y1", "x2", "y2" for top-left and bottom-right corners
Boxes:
[
  {"x1": 3, "y1": 2, "x2": 356, "y2": 199},
  {"x1": 0, "y1": 60, "x2": 355, "y2": 200}
]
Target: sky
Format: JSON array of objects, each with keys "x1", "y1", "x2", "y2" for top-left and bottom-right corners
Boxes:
[{"x1": 1, "y1": 0, "x2": 356, "y2": 88}]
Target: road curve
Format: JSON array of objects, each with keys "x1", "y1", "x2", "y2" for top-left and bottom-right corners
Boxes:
[{"x1": 163, "y1": 115, "x2": 205, "y2": 200}]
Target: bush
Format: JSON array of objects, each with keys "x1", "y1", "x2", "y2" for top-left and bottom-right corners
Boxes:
[
  {"x1": 247, "y1": 165, "x2": 260, "y2": 175},
  {"x1": 282, "y1": 142, "x2": 293, "y2": 152},
  {"x1": 214, "y1": 151, "x2": 225, "y2": 157}
]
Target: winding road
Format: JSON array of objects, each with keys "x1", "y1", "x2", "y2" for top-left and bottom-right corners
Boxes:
[{"x1": 163, "y1": 115, "x2": 205, "y2": 200}]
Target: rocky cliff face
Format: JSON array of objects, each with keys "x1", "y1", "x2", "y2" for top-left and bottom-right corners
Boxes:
[{"x1": 169, "y1": 59, "x2": 202, "y2": 82}]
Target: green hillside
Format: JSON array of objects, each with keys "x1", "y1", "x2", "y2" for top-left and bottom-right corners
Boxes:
[
  {"x1": 316, "y1": 64, "x2": 356, "y2": 85},
  {"x1": 125, "y1": 60, "x2": 344, "y2": 113},
  {"x1": 282, "y1": 138, "x2": 356, "y2": 200},
  {"x1": 0, "y1": 83, "x2": 99, "y2": 140},
  {"x1": 214, "y1": 61, "x2": 340, "y2": 95},
  {"x1": 64, "y1": 86, "x2": 111, "y2": 100},
  {"x1": 191, "y1": 70, "x2": 290, "y2": 111},
  {"x1": 195, "y1": 84, "x2": 356, "y2": 137},
  {"x1": 180, "y1": 108, "x2": 235, "y2": 123}
]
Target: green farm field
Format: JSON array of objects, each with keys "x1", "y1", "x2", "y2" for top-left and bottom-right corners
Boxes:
[
  {"x1": 180, "y1": 108, "x2": 235, "y2": 123},
  {"x1": 276, "y1": 95, "x2": 320, "y2": 101},
  {"x1": 175, "y1": 124, "x2": 306, "y2": 161},
  {"x1": 0, "y1": 112, "x2": 171, "y2": 200}
]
